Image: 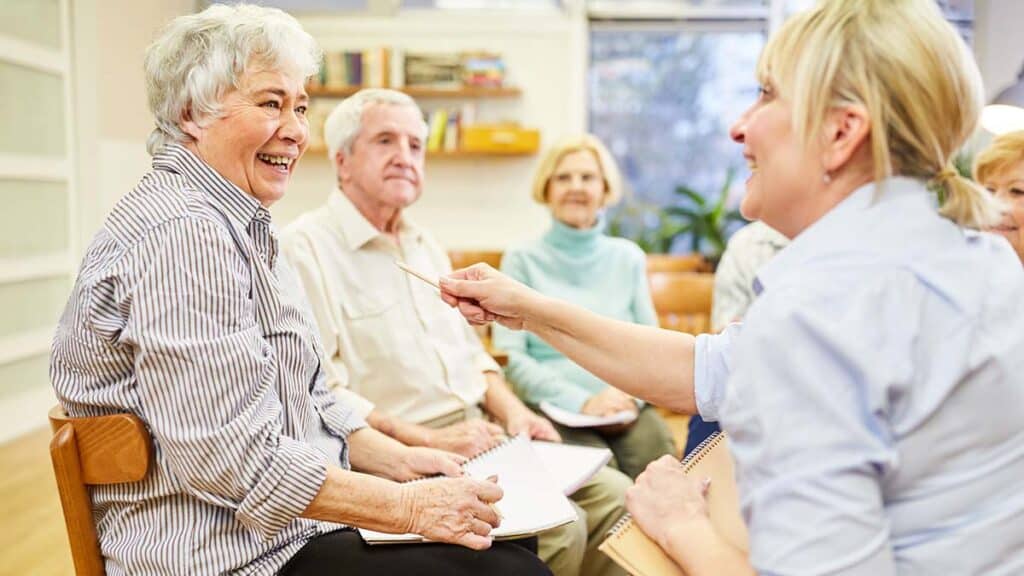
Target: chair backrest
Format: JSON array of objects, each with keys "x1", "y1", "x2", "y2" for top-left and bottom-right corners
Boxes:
[
  {"x1": 648, "y1": 271, "x2": 715, "y2": 334},
  {"x1": 646, "y1": 253, "x2": 711, "y2": 274},
  {"x1": 48, "y1": 405, "x2": 152, "y2": 576},
  {"x1": 448, "y1": 250, "x2": 503, "y2": 272}
]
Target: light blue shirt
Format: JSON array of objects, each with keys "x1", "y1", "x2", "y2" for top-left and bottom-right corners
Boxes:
[
  {"x1": 495, "y1": 215, "x2": 657, "y2": 411},
  {"x1": 694, "y1": 177, "x2": 1024, "y2": 575}
]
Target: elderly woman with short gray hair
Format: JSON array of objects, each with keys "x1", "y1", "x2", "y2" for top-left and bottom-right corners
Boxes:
[{"x1": 49, "y1": 4, "x2": 550, "y2": 575}]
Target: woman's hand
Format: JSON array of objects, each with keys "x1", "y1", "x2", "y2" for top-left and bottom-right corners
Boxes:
[
  {"x1": 626, "y1": 455, "x2": 711, "y2": 550},
  {"x1": 503, "y1": 409, "x2": 561, "y2": 443},
  {"x1": 425, "y1": 419, "x2": 507, "y2": 458},
  {"x1": 400, "y1": 476, "x2": 504, "y2": 550},
  {"x1": 439, "y1": 264, "x2": 540, "y2": 330},
  {"x1": 582, "y1": 387, "x2": 638, "y2": 417},
  {"x1": 391, "y1": 446, "x2": 466, "y2": 482}
]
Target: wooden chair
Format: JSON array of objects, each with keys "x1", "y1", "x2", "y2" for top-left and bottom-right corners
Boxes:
[
  {"x1": 645, "y1": 253, "x2": 711, "y2": 274},
  {"x1": 447, "y1": 250, "x2": 503, "y2": 272},
  {"x1": 648, "y1": 271, "x2": 715, "y2": 335},
  {"x1": 48, "y1": 406, "x2": 152, "y2": 576}
]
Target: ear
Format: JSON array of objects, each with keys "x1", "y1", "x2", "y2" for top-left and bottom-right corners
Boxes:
[
  {"x1": 335, "y1": 149, "x2": 350, "y2": 182},
  {"x1": 180, "y1": 107, "x2": 203, "y2": 142},
  {"x1": 821, "y1": 104, "x2": 870, "y2": 173}
]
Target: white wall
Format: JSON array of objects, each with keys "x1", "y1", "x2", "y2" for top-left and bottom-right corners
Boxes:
[{"x1": 275, "y1": 9, "x2": 588, "y2": 249}]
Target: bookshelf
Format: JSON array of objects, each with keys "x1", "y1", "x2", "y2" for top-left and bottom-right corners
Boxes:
[
  {"x1": 304, "y1": 145, "x2": 535, "y2": 158},
  {"x1": 307, "y1": 85, "x2": 522, "y2": 99}
]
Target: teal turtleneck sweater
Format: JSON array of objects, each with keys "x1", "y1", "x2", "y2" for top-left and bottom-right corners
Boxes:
[{"x1": 493, "y1": 215, "x2": 657, "y2": 412}]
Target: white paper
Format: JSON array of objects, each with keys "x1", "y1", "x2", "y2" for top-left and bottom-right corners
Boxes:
[
  {"x1": 539, "y1": 401, "x2": 638, "y2": 429},
  {"x1": 532, "y1": 441, "x2": 612, "y2": 496},
  {"x1": 359, "y1": 435, "x2": 577, "y2": 544}
]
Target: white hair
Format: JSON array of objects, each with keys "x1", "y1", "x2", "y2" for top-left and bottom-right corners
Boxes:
[
  {"x1": 323, "y1": 89, "x2": 427, "y2": 161},
  {"x1": 144, "y1": 3, "x2": 321, "y2": 155}
]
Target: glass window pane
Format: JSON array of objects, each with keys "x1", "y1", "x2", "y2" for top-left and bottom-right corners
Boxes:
[
  {"x1": 0, "y1": 0, "x2": 61, "y2": 49},
  {"x1": 0, "y1": 276, "x2": 70, "y2": 341},
  {"x1": 0, "y1": 353, "x2": 51, "y2": 401},
  {"x1": 590, "y1": 26, "x2": 763, "y2": 253},
  {"x1": 0, "y1": 62, "x2": 65, "y2": 156},
  {"x1": 0, "y1": 180, "x2": 68, "y2": 259}
]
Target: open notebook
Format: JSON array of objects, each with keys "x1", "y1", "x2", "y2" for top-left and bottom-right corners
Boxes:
[
  {"x1": 540, "y1": 401, "x2": 638, "y2": 428},
  {"x1": 359, "y1": 434, "x2": 578, "y2": 544},
  {"x1": 533, "y1": 441, "x2": 613, "y2": 496},
  {"x1": 598, "y1": 432, "x2": 748, "y2": 575}
]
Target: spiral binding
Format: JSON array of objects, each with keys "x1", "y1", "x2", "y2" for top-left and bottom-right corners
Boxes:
[
  {"x1": 606, "y1": 431, "x2": 724, "y2": 538},
  {"x1": 403, "y1": 434, "x2": 525, "y2": 484}
]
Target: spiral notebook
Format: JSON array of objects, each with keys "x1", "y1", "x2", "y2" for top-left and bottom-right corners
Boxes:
[
  {"x1": 358, "y1": 434, "x2": 578, "y2": 544},
  {"x1": 598, "y1": 432, "x2": 748, "y2": 575}
]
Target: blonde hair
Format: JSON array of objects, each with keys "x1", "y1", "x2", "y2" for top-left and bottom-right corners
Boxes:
[
  {"x1": 974, "y1": 131, "x2": 1024, "y2": 186},
  {"x1": 760, "y1": 0, "x2": 1001, "y2": 229},
  {"x1": 531, "y1": 134, "x2": 623, "y2": 206}
]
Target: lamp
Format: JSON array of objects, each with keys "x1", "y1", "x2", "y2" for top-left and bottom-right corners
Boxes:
[{"x1": 981, "y1": 64, "x2": 1024, "y2": 135}]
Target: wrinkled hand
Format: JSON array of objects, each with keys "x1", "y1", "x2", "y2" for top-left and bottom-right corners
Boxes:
[
  {"x1": 439, "y1": 264, "x2": 537, "y2": 329},
  {"x1": 626, "y1": 455, "x2": 710, "y2": 549},
  {"x1": 504, "y1": 410, "x2": 561, "y2": 442},
  {"x1": 401, "y1": 476, "x2": 503, "y2": 550},
  {"x1": 426, "y1": 419, "x2": 506, "y2": 458},
  {"x1": 391, "y1": 446, "x2": 466, "y2": 482},
  {"x1": 582, "y1": 387, "x2": 638, "y2": 417}
]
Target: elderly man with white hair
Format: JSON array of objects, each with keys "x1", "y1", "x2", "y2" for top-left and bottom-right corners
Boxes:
[
  {"x1": 281, "y1": 89, "x2": 631, "y2": 576},
  {"x1": 50, "y1": 5, "x2": 552, "y2": 575}
]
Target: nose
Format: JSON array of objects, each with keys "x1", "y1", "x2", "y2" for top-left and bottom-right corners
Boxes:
[
  {"x1": 279, "y1": 107, "x2": 307, "y2": 147},
  {"x1": 729, "y1": 107, "x2": 751, "y2": 144}
]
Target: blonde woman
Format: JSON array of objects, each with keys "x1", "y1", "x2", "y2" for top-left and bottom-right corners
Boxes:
[
  {"x1": 975, "y1": 130, "x2": 1024, "y2": 264},
  {"x1": 440, "y1": 0, "x2": 1024, "y2": 573},
  {"x1": 493, "y1": 134, "x2": 675, "y2": 480}
]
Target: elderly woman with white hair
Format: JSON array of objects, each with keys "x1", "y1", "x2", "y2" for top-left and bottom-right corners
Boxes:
[
  {"x1": 49, "y1": 4, "x2": 551, "y2": 575},
  {"x1": 493, "y1": 134, "x2": 676, "y2": 481},
  {"x1": 441, "y1": 0, "x2": 1024, "y2": 573}
]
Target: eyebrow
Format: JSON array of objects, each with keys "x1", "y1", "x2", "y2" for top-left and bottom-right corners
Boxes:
[{"x1": 253, "y1": 87, "x2": 309, "y2": 102}]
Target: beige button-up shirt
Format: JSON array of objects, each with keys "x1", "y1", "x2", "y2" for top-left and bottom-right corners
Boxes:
[{"x1": 281, "y1": 190, "x2": 499, "y2": 425}]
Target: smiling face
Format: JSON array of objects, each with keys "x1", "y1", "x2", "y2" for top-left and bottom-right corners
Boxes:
[
  {"x1": 728, "y1": 81, "x2": 827, "y2": 238},
  {"x1": 980, "y1": 164, "x2": 1024, "y2": 264},
  {"x1": 546, "y1": 149, "x2": 606, "y2": 229},
  {"x1": 337, "y1": 102, "x2": 426, "y2": 221},
  {"x1": 183, "y1": 65, "x2": 309, "y2": 207}
]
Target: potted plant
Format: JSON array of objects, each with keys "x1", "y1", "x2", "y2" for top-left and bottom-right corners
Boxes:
[{"x1": 609, "y1": 169, "x2": 747, "y2": 269}]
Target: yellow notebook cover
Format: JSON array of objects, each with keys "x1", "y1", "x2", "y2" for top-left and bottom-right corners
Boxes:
[{"x1": 599, "y1": 432, "x2": 748, "y2": 575}]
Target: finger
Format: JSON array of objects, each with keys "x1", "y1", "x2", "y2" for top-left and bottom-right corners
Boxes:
[
  {"x1": 439, "y1": 276, "x2": 482, "y2": 299},
  {"x1": 483, "y1": 421, "x2": 505, "y2": 437},
  {"x1": 473, "y1": 478, "x2": 504, "y2": 503},
  {"x1": 439, "y1": 291, "x2": 459, "y2": 308},
  {"x1": 470, "y1": 518, "x2": 494, "y2": 536},
  {"x1": 435, "y1": 454, "x2": 465, "y2": 477},
  {"x1": 456, "y1": 533, "x2": 493, "y2": 551},
  {"x1": 472, "y1": 500, "x2": 501, "y2": 527}
]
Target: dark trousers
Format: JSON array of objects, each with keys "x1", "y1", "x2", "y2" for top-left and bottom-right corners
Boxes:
[
  {"x1": 684, "y1": 415, "x2": 721, "y2": 456},
  {"x1": 279, "y1": 529, "x2": 551, "y2": 576}
]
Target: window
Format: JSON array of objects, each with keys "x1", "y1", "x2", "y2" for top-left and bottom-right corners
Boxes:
[{"x1": 591, "y1": 0, "x2": 975, "y2": 255}]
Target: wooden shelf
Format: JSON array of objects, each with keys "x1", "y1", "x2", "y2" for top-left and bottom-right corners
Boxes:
[
  {"x1": 304, "y1": 145, "x2": 534, "y2": 158},
  {"x1": 306, "y1": 85, "x2": 522, "y2": 99}
]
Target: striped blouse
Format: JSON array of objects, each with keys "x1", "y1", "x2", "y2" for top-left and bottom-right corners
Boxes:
[{"x1": 50, "y1": 144, "x2": 366, "y2": 575}]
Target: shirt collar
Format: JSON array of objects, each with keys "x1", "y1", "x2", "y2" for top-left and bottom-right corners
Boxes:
[
  {"x1": 152, "y1": 143, "x2": 267, "y2": 228},
  {"x1": 753, "y1": 176, "x2": 935, "y2": 295},
  {"x1": 327, "y1": 188, "x2": 422, "y2": 251}
]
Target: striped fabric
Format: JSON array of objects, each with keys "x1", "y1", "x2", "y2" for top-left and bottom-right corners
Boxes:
[{"x1": 50, "y1": 144, "x2": 366, "y2": 575}]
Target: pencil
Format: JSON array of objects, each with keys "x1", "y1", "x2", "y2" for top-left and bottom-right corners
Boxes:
[{"x1": 395, "y1": 260, "x2": 440, "y2": 290}]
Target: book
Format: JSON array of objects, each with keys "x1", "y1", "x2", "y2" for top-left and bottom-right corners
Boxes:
[
  {"x1": 598, "y1": 432, "x2": 748, "y2": 576},
  {"x1": 540, "y1": 400, "x2": 638, "y2": 429},
  {"x1": 358, "y1": 434, "x2": 577, "y2": 544},
  {"x1": 532, "y1": 441, "x2": 612, "y2": 496}
]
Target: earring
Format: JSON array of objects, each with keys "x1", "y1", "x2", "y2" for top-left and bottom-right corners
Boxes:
[{"x1": 823, "y1": 171, "x2": 832, "y2": 184}]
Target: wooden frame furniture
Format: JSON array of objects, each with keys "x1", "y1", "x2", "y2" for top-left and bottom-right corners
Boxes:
[{"x1": 48, "y1": 406, "x2": 152, "y2": 576}]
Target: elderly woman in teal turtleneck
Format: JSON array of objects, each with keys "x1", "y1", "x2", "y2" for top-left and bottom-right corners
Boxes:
[{"x1": 493, "y1": 134, "x2": 676, "y2": 479}]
